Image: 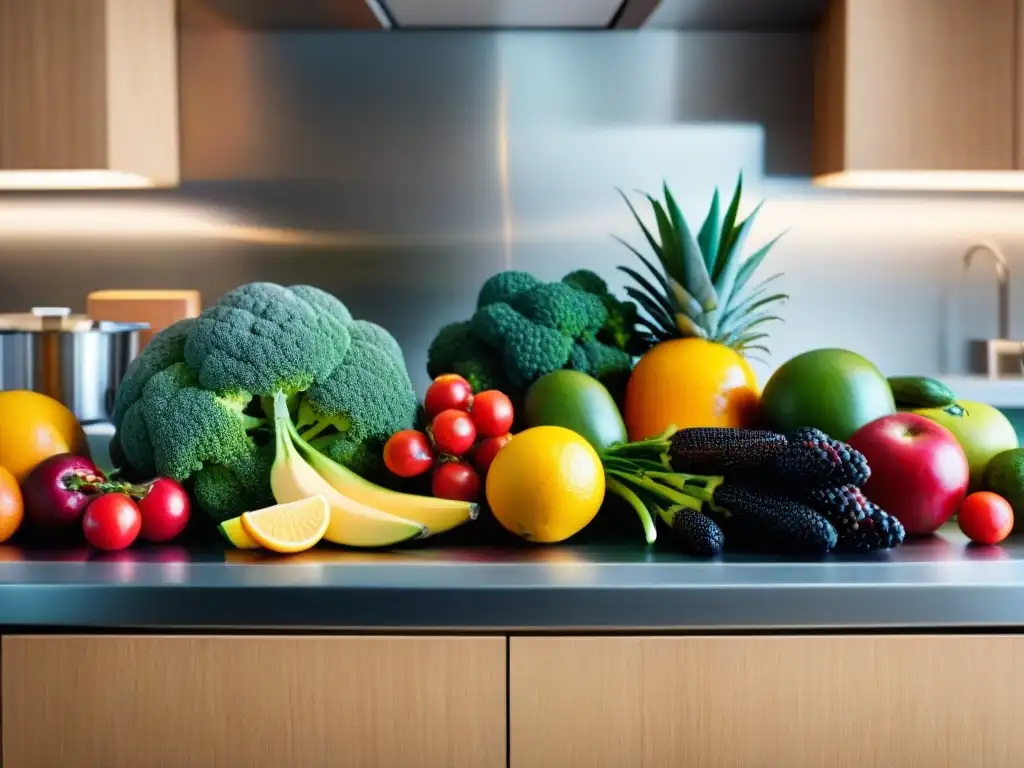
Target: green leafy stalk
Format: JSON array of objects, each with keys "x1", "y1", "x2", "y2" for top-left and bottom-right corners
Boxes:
[{"x1": 606, "y1": 477, "x2": 657, "y2": 545}]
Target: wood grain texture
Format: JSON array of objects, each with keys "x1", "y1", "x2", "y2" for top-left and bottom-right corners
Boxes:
[
  {"x1": 510, "y1": 635, "x2": 1024, "y2": 768},
  {"x1": 3, "y1": 635, "x2": 506, "y2": 768},
  {"x1": 814, "y1": 0, "x2": 1015, "y2": 174},
  {"x1": 0, "y1": 0, "x2": 179, "y2": 185}
]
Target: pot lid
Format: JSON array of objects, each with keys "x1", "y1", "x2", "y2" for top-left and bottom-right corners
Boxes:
[{"x1": 0, "y1": 307, "x2": 148, "y2": 333}]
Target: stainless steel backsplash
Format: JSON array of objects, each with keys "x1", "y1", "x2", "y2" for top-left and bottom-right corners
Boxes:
[{"x1": 1, "y1": 29, "x2": 1021, "y2": 391}]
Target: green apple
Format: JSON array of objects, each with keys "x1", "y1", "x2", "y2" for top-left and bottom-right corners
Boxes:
[{"x1": 911, "y1": 400, "x2": 1019, "y2": 492}]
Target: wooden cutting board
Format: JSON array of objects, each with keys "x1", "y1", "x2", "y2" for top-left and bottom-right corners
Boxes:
[{"x1": 87, "y1": 290, "x2": 202, "y2": 349}]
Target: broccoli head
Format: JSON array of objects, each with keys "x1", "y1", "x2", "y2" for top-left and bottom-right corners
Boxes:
[
  {"x1": 110, "y1": 282, "x2": 418, "y2": 521},
  {"x1": 426, "y1": 269, "x2": 638, "y2": 396}
]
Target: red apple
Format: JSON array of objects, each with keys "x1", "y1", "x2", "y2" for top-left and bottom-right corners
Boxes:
[{"x1": 848, "y1": 413, "x2": 969, "y2": 535}]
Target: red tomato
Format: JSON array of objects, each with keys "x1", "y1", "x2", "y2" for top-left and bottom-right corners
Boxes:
[
  {"x1": 82, "y1": 493, "x2": 142, "y2": 551},
  {"x1": 138, "y1": 478, "x2": 191, "y2": 543},
  {"x1": 383, "y1": 430, "x2": 435, "y2": 478},
  {"x1": 470, "y1": 390, "x2": 515, "y2": 437},
  {"x1": 471, "y1": 433, "x2": 513, "y2": 475},
  {"x1": 432, "y1": 462, "x2": 481, "y2": 502},
  {"x1": 424, "y1": 374, "x2": 473, "y2": 418},
  {"x1": 958, "y1": 492, "x2": 1014, "y2": 545},
  {"x1": 430, "y1": 409, "x2": 477, "y2": 456}
]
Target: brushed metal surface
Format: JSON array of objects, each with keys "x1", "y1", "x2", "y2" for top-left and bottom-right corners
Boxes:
[
  {"x1": 383, "y1": 0, "x2": 623, "y2": 28},
  {"x1": 0, "y1": 526, "x2": 1020, "y2": 630}
]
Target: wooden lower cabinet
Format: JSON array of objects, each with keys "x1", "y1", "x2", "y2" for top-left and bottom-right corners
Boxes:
[
  {"x1": 509, "y1": 635, "x2": 1024, "y2": 768},
  {"x1": 1, "y1": 635, "x2": 506, "y2": 768}
]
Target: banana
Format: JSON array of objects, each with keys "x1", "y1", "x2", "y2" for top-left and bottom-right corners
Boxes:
[
  {"x1": 287, "y1": 420, "x2": 479, "y2": 535},
  {"x1": 271, "y1": 398, "x2": 426, "y2": 548}
]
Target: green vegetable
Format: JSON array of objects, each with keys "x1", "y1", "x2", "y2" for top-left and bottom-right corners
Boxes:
[
  {"x1": 523, "y1": 370, "x2": 627, "y2": 452},
  {"x1": 427, "y1": 269, "x2": 638, "y2": 397},
  {"x1": 888, "y1": 376, "x2": 956, "y2": 408},
  {"x1": 111, "y1": 282, "x2": 418, "y2": 522}
]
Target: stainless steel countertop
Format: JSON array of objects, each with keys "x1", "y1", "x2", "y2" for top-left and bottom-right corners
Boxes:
[{"x1": 2, "y1": 524, "x2": 1022, "y2": 632}]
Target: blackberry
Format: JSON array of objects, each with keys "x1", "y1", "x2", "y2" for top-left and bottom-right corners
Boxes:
[
  {"x1": 800, "y1": 484, "x2": 871, "y2": 538},
  {"x1": 710, "y1": 484, "x2": 837, "y2": 556},
  {"x1": 664, "y1": 504, "x2": 725, "y2": 557},
  {"x1": 668, "y1": 427, "x2": 788, "y2": 475},
  {"x1": 837, "y1": 501, "x2": 906, "y2": 551},
  {"x1": 768, "y1": 432, "x2": 870, "y2": 487}
]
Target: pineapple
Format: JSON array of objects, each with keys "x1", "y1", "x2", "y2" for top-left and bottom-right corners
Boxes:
[{"x1": 615, "y1": 175, "x2": 788, "y2": 440}]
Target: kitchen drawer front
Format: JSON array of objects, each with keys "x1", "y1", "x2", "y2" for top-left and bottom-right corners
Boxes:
[
  {"x1": 510, "y1": 635, "x2": 1023, "y2": 768},
  {"x1": 2, "y1": 635, "x2": 506, "y2": 768}
]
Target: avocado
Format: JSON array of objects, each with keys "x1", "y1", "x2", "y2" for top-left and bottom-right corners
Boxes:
[
  {"x1": 524, "y1": 370, "x2": 627, "y2": 452},
  {"x1": 984, "y1": 448, "x2": 1024, "y2": 527},
  {"x1": 888, "y1": 376, "x2": 956, "y2": 409}
]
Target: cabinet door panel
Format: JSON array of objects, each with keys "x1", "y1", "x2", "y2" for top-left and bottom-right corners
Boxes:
[
  {"x1": 3, "y1": 635, "x2": 506, "y2": 768},
  {"x1": 511, "y1": 635, "x2": 1023, "y2": 768}
]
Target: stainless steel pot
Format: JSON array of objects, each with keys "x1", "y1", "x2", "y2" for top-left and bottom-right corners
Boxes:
[{"x1": 0, "y1": 307, "x2": 149, "y2": 424}]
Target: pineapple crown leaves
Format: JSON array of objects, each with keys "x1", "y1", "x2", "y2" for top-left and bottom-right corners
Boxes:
[{"x1": 612, "y1": 173, "x2": 789, "y2": 355}]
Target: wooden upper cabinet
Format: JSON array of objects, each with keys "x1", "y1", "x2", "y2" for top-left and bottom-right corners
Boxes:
[
  {"x1": 3, "y1": 635, "x2": 507, "y2": 768},
  {"x1": 813, "y1": 0, "x2": 1017, "y2": 186},
  {"x1": 0, "y1": 0, "x2": 180, "y2": 189}
]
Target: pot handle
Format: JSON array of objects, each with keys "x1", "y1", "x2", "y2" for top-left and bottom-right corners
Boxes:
[{"x1": 31, "y1": 306, "x2": 71, "y2": 331}]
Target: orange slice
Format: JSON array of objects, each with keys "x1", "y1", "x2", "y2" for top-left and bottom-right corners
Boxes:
[{"x1": 240, "y1": 496, "x2": 330, "y2": 554}]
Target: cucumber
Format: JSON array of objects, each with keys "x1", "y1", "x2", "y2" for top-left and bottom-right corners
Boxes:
[
  {"x1": 524, "y1": 370, "x2": 627, "y2": 452},
  {"x1": 887, "y1": 376, "x2": 956, "y2": 408}
]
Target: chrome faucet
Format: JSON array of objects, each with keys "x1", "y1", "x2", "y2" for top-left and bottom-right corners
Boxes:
[
  {"x1": 962, "y1": 239, "x2": 1019, "y2": 377},
  {"x1": 962, "y1": 239, "x2": 1011, "y2": 339}
]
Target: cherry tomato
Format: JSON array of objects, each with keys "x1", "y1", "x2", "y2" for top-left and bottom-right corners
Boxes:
[
  {"x1": 470, "y1": 390, "x2": 515, "y2": 437},
  {"x1": 432, "y1": 462, "x2": 481, "y2": 502},
  {"x1": 383, "y1": 430, "x2": 435, "y2": 478},
  {"x1": 424, "y1": 374, "x2": 473, "y2": 418},
  {"x1": 430, "y1": 409, "x2": 477, "y2": 456},
  {"x1": 138, "y1": 478, "x2": 191, "y2": 544},
  {"x1": 471, "y1": 433, "x2": 513, "y2": 475},
  {"x1": 958, "y1": 491, "x2": 1014, "y2": 545},
  {"x1": 82, "y1": 493, "x2": 142, "y2": 551}
]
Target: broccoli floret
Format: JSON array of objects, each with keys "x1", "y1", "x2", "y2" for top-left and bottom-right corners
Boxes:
[
  {"x1": 473, "y1": 303, "x2": 575, "y2": 389},
  {"x1": 192, "y1": 452, "x2": 273, "y2": 524},
  {"x1": 184, "y1": 282, "x2": 351, "y2": 396},
  {"x1": 297, "y1": 323, "x2": 419, "y2": 479},
  {"x1": 568, "y1": 338, "x2": 634, "y2": 381},
  {"x1": 508, "y1": 282, "x2": 607, "y2": 338},
  {"x1": 112, "y1": 317, "x2": 196, "y2": 429},
  {"x1": 477, "y1": 270, "x2": 540, "y2": 309},
  {"x1": 563, "y1": 269, "x2": 641, "y2": 353},
  {"x1": 288, "y1": 284, "x2": 353, "y2": 324},
  {"x1": 426, "y1": 321, "x2": 510, "y2": 392}
]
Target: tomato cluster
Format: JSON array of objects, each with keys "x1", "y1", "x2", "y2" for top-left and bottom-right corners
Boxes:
[{"x1": 383, "y1": 374, "x2": 515, "y2": 502}]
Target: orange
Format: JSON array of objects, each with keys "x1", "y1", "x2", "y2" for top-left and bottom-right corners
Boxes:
[
  {"x1": 0, "y1": 465, "x2": 24, "y2": 543},
  {"x1": 623, "y1": 338, "x2": 760, "y2": 441},
  {"x1": 485, "y1": 426, "x2": 605, "y2": 543},
  {"x1": 0, "y1": 390, "x2": 90, "y2": 483}
]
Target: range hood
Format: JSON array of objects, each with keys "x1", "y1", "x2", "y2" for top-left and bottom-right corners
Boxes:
[
  {"x1": 180, "y1": 0, "x2": 827, "y2": 30},
  {"x1": 0, "y1": 0, "x2": 179, "y2": 189}
]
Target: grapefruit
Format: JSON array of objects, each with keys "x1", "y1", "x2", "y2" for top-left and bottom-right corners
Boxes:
[
  {"x1": 912, "y1": 400, "x2": 1018, "y2": 492},
  {"x1": 760, "y1": 348, "x2": 895, "y2": 441}
]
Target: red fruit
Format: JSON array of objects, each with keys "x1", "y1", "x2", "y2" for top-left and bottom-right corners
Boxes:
[
  {"x1": 471, "y1": 433, "x2": 513, "y2": 475},
  {"x1": 430, "y1": 409, "x2": 477, "y2": 456},
  {"x1": 82, "y1": 493, "x2": 142, "y2": 551},
  {"x1": 21, "y1": 453, "x2": 104, "y2": 531},
  {"x1": 470, "y1": 390, "x2": 515, "y2": 438},
  {"x1": 848, "y1": 413, "x2": 969, "y2": 535},
  {"x1": 424, "y1": 374, "x2": 473, "y2": 418},
  {"x1": 138, "y1": 478, "x2": 191, "y2": 543},
  {"x1": 432, "y1": 462, "x2": 481, "y2": 502},
  {"x1": 958, "y1": 491, "x2": 1014, "y2": 545},
  {"x1": 383, "y1": 430, "x2": 435, "y2": 478}
]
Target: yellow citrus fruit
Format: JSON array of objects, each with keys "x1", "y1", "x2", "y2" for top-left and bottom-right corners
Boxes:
[
  {"x1": 624, "y1": 338, "x2": 760, "y2": 441},
  {"x1": 241, "y1": 495, "x2": 330, "y2": 554},
  {"x1": 0, "y1": 390, "x2": 90, "y2": 483},
  {"x1": 485, "y1": 426, "x2": 605, "y2": 543},
  {"x1": 0, "y1": 465, "x2": 24, "y2": 543}
]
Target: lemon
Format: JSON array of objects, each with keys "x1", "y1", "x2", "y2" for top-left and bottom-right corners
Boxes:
[
  {"x1": 485, "y1": 426, "x2": 605, "y2": 543},
  {"x1": 217, "y1": 516, "x2": 261, "y2": 549},
  {"x1": 240, "y1": 495, "x2": 330, "y2": 554}
]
